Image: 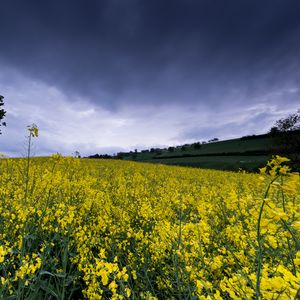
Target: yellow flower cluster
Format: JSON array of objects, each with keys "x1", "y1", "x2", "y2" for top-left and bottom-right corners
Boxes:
[
  {"x1": 15, "y1": 255, "x2": 42, "y2": 280},
  {"x1": 0, "y1": 155, "x2": 299, "y2": 299}
]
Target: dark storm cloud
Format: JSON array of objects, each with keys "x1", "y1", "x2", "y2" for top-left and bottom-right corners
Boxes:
[{"x1": 1, "y1": 0, "x2": 300, "y2": 110}]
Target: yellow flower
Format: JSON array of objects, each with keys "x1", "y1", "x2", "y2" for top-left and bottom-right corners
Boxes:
[
  {"x1": 108, "y1": 280, "x2": 118, "y2": 293},
  {"x1": 0, "y1": 245, "x2": 7, "y2": 263},
  {"x1": 27, "y1": 123, "x2": 39, "y2": 137}
]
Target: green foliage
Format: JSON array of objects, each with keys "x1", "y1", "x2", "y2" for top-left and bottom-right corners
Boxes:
[
  {"x1": 270, "y1": 110, "x2": 300, "y2": 166},
  {"x1": 192, "y1": 142, "x2": 201, "y2": 149},
  {"x1": 274, "y1": 109, "x2": 300, "y2": 132},
  {"x1": 125, "y1": 135, "x2": 278, "y2": 171},
  {"x1": 0, "y1": 95, "x2": 7, "y2": 134},
  {"x1": 269, "y1": 126, "x2": 280, "y2": 136}
]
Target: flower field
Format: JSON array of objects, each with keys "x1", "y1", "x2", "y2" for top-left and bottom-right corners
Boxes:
[{"x1": 0, "y1": 155, "x2": 299, "y2": 299}]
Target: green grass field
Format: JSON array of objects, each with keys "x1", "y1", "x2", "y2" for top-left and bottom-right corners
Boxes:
[
  {"x1": 120, "y1": 134, "x2": 277, "y2": 171},
  {"x1": 146, "y1": 155, "x2": 272, "y2": 171},
  {"x1": 105, "y1": 131, "x2": 300, "y2": 171},
  {"x1": 155, "y1": 136, "x2": 274, "y2": 158}
]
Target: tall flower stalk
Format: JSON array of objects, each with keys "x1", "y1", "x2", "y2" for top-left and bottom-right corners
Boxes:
[
  {"x1": 24, "y1": 124, "x2": 38, "y2": 204},
  {"x1": 255, "y1": 156, "x2": 293, "y2": 300}
]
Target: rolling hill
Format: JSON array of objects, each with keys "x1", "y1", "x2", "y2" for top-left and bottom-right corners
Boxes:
[{"x1": 117, "y1": 131, "x2": 300, "y2": 171}]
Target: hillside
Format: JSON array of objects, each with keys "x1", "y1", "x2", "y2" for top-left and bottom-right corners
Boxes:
[{"x1": 118, "y1": 131, "x2": 300, "y2": 171}]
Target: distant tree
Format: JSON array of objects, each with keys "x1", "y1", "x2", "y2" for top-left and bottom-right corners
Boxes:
[
  {"x1": 168, "y1": 146, "x2": 175, "y2": 152},
  {"x1": 154, "y1": 149, "x2": 162, "y2": 155},
  {"x1": 0, "y1": 95, "x2": 7, "y2": 134},
  {"x1": 269, "y1": 126, "x2": 280, "y2": 136},
  {"x1": 208, "y1": 138, "x2": 219, "y2": 143},
  {"x1": 181, "y1": 146, "x2": 186, "y2": 151},
  {"x1": 90, "y1": 154, "x2": 100, "y2": 159},
  {"x1": 275, "y1": 109, "x2": 300, "y2": 132},
  {"x1": 88, "y1": 153, "x2": 114, "y2": 159},
  {"x1": 271, "y1": 109, "x2": 300, "y2": 170},
  {"x1": 116, "y1": 152, "x2": 124, "y2": 159},
  {"x1": 131, "y1": 150, "x2": 137, "y2": 159},
  {"x1": 193, "y1": 142, "x2": 201, "y2": 149},
  {"x1": 74, "y1": 151, "x2": 81, "y2": 158}
]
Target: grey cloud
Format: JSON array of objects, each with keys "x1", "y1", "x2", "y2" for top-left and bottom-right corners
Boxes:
[
  {"x1": 178, "y1": 109, "x2": 285, "y2": 141},
  {"x1": 1, "y1": 0, "x2": 300, "y2": 156}
]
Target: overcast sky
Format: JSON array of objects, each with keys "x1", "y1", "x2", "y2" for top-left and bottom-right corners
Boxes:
[{"x1": 1, "y1": 0, "x2": 300, "y2": 156}]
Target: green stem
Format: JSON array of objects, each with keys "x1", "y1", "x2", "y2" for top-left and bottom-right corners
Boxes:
[
  {"x1": 24, "y1": 133, "x2": 32, "y2": 204},
  {"x1": 255, "y1": 176, "x2": 278, "y2": 300}
]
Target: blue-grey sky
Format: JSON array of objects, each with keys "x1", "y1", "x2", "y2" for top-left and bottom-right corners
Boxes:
[{"x1": 0, "y1": 0, "x2": 300, "y2": 156}]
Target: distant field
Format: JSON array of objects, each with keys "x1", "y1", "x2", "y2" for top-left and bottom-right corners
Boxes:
[
  {"x1": 147, "y1": 155, "x2": 272, "y2": 171},
  {"x1": 122, "y1": 134, "x2": 277, "y2": 171},
  {"x1": 156, "y1": 136, "x2": 274, "y2": 158}
]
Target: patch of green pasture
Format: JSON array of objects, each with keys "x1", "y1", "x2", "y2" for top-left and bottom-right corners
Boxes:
[{"x1": 148, "y1": 155, "x2": 271, "y2": 171}]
